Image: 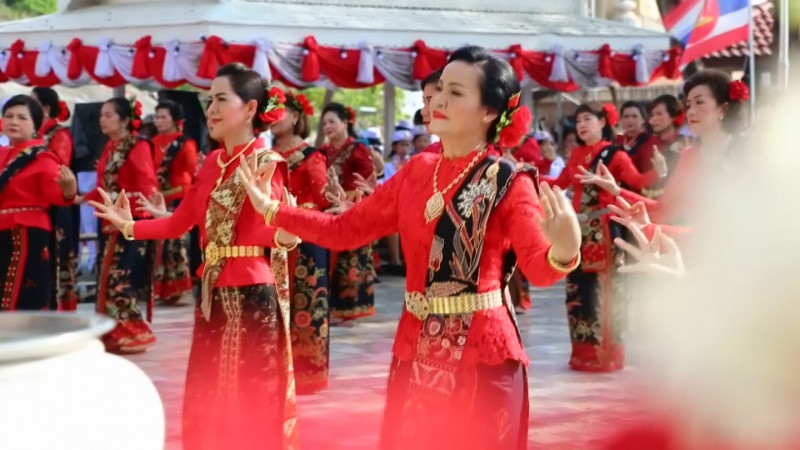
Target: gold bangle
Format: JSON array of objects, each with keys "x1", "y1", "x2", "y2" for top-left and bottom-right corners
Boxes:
[
  {"x1": 547, "y1": 247, "x2": 580, "y2": 273},
  {"x1": 273, "y1": 233, "x2": 300, "y2": 251},
  {"x1": 263, "y1": 200, "x2": 280, "y2": 225},
  {"x1": 121, "y1": 221, "x2": 135, "y2": 241}
]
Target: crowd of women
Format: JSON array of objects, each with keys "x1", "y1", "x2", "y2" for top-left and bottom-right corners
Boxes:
[{"x1": 0, "y1": 42, "x2": 749, "y2": 448}]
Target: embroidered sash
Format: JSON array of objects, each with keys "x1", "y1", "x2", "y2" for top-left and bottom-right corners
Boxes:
[
  {"x1": 286, "y1": 145, "x2": 319, "y2": 171},
  {"x1": 412, "y1": 156, "x2": 518, "y2": 394},
  {"x1": 580, "y1": 144, "x2": 625, "y2": 272},
  {"x1": 0, "y1": 146, "x2": 48, "y2": 193},
  {"x1": 102, "y1": 134, "x2": 139, "y2": 203},
  {"x1": 156, "y1": 135, "x2": 187, "y2": 192},
  {"x1": 329, "y1": 139, "x2": 366, "y2": 178},
  {"x1": 42, "y1": 124, "x2": 63, "y2": 147}
]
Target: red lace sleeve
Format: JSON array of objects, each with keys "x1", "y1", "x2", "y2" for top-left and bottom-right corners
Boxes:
[
  {"x1": 255, "y1": 161, "x2": 288, "y2": 248},
  {"x1": 48, "y1": 129, "x2": 73, "y2": 166},
  {"x1": 37, "y1": 152, "x2": 73, "y2": 206},
  {"x1": 170, "y1": 139, "x2": 199, "y2": 192},
  {"x1": 499, "y1": 174, "x2": 566, "y2": 287},
  {"x1": 307, "y1": 151, "x2": 331, "y2": 209},
  {"x1": 273, "y1": 159, "x2": 402, "y2": 250},
  {"x1": 341, "y1": 142, "x2": 374, "y2": 191},
  {"x1": 125, "y1": 140, "x2": 159, "y2": 199},
  {"x1": 608, "y1": 150, "x2": 659, "y2": 192},
  {"x1": 134, "y1": 183, "x2": 198, "y2": 240}
]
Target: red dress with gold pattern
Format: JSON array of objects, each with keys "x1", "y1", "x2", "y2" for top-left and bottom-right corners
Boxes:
[
  {"x1": 134, "y1": 138, "x2": 299, "y2": 450},
  {"x1": 150, "y1": 132, "x2": 199, "y2": 302},
  {"x1": 547, "y1": 140, "x2": 659, "y2": 372},
  {"x1": 85, "y1": 135, "x2": 158, "y2": 352},
  {"x1": 274, "y1": 147, "x2": 567, "y2": 449},
  {"x1": 0, "y1": 139, "x2": 74, "y2": 311},
  {"x1": 321, "y1": 136, "x2": 376, "y2": 320},
  {"x1": 277, "y1": 143, "x2": 332, "y2": 394}
]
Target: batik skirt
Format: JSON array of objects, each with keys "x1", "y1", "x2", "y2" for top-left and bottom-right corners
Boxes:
[
  {"x1": 182, "y1": 284, "x2": 299, "y2": 450},
  {"x1": 152, "y1": 199, "x2": 193, "y2": 303},
  {"x1": 97, "y1": 230, "x2": 156, "y2": 353},
  {"x1": 55, "y1": 205, "x2": 79, "y2": 311},
  {"x1": 0, "y1": 226, "x2": 55, "y2": 311},
  {"x1": 330, "y1": 244, "x2": 375, "y2": 320},
  {"x1": 565, "y1": 259, "x2": 627, "y2": 372},
  {"x1": 380, "y1": 357, "x2": 528, "y2": 450},
  {"x1": 289, "y1": 242, "x2": 330, "y2": 394}
]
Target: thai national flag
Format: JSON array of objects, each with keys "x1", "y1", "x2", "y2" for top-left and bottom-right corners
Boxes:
[{"x1": 661, "y1": 0, "x2": 766, "y2": 67}]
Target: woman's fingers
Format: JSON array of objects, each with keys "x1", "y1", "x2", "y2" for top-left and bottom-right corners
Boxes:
[
  {"x1": 608, "y1": 204, "x2": 630, "y2": 218},
  {"x1": 538, "y1": 183, "x2": 555, "y2": 220},
  {"x1": 613, "y1": 237, "x2": 644, "y2": 261},
  {"x1": 87, "y1": 200, "x2": 108, "y2": 212},
  {"x1": 97, "y1": 188, "x2": 112, "y2": 205}
]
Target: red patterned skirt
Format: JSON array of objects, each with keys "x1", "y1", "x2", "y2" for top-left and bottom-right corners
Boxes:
[
  {"x1": 380, "y1": 357, "x2": 528, "y2": 450},
  {"x1": 329, "y1": 245, "x2": 375, "y2": 320},
  {"x1": 182, "y1": 284, "x2": 299, "y2": 450},
  {"x1": 97, "y1": 231, "x2": 156, "y2": 353},
  {"x1": 289, "y1": 242, "x2": 330, "y2": 394},
  {"x1": 0, "y1": 226, "x2": 55, "y2": 311}
]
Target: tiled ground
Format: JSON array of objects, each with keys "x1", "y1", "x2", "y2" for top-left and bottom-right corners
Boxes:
[{"x1": 122, "y1": 277, "x2": 641, "y2": 449}]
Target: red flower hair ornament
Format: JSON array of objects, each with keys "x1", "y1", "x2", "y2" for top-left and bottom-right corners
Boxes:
[
  {"x1": 729, "y1": 80, "x2": 750, "y2": 102},
  {"x1": 128, "y1": 97, "x2": 143, "y2": 131},
  {"x1": 602, "y1": 103, "x2": 619, "y2": 128},
  {"x1": 288, "y1": 92, "x2": 315, "y2": 116},
  {"x1": 495, "y1": 92, "x2": 532, "y2": 149},
  {"x1": 345, "y1": 106, "x2": 357, "y2": 124},
  {"x1": 57, "y1": 100, "x2": 71, "y2": 122},
  {"x1": 259, "y1": 85, "x2": 287, "y2": 124},
  {"x1": 673, "y1": 110, "x2": 685, "y2": 127}
]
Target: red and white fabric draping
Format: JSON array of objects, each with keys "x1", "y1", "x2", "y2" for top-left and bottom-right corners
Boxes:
[{"x1": 0, "y1": 36, "x2": 682, "y2": 91}]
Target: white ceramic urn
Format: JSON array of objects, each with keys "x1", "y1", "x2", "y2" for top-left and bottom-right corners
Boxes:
[{"x1": 0, "y1": 312, "x2": 165, "y2": 450}]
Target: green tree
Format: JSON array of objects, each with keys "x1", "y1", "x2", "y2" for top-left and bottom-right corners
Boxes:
[{"x1": 301, "y1": 86, "x2": 408, "y2": 132}]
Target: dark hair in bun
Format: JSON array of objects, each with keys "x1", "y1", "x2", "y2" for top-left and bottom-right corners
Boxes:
[{"x1": 216, "y1": 63, "x2": 271, "y2": 132}]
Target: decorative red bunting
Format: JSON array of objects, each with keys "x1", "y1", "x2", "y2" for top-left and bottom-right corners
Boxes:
[{"x1": 0, "y1": 34, "x2": 682, "y2": 91}]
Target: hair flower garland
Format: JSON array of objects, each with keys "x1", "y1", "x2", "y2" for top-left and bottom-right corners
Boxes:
[
  {"x1": 345, "y1": 106, "x2": 357, "y2": 124},
  {"x1": 259, "y1": 85, "x2": 287, "y2": 124},
  {"x1": 602, "y1": 103, "x2": 619, "y2": 128},
  {"x1": 729, "y1": 80, "x2": 750, "y2": 102},
  {"x1": 673, "y1": 110, "x2": 685, "y2": 127},
  {"x1": 288, "y1": 91, "x2": 315, "y2": 116},
  {"x1": 495, "y1": 92, "x2": 532, "y2": 149},
  {"x1": 128, "y1": 96, "x2": 143, "y2": 131},
  {"x1": 57, "y1": 100, "x2": 71, "y2": 122}
]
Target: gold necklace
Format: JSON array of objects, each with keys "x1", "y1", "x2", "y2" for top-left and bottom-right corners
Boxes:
[
  {"x1": 214, "y1": 138, "x2": 256, "y2": 189},
  {"x1": 425, "y1": 144, "x2": 486, "y2": 223}
]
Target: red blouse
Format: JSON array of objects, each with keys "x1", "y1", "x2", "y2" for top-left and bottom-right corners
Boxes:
[
  {"x1": 152, "y1": 132, "x2": 199, "y2": 201},
  {"x1": 421, "y1": 141, "x2": 442, "y2": 154},
  {"x1": 547, "y1": 140, "x2": 660, "y2": 212},
  {"x1": 512, "y1": 136, "x2": 553, "y2": 176},
  {"x1": 0, "y1": 139, "x2": 73, "y2": 231},
  {"x1": 273, "y1": 148, "x2": 567, "y2": 366},
  {"x1": 134, "y1": 138, "x2": 287, "y2": 287},
  {"x1": 277, "y1": 146, "x2": 330, "y2": 210},
  {"x1": 40, "y1": 119, "x2": 73, "y2": 166},
  {"x1": 84, "y1": 138, "x2": 158, "y2": 220},
  {"x1": 616, "y1": 132, "x2": 661, "y2": 174},
  {"x1": 321, "y1": 137, "x2": 374, "y2": 192}
]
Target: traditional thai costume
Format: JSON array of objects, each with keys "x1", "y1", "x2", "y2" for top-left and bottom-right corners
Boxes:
[
  {"x1": 132, "y1": 138, "x2": 298, "y2": 449},
  {"x1": 0, "y1": 139, "x2": 74, "y2": 311},
  {"x1": 272, "y1": 148, "x2": 572, "y2": 449}
]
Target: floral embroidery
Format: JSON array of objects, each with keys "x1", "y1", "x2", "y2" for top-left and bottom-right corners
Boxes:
[{"x1": 456, "y1": 178, "x2": 495, "y2": 219}]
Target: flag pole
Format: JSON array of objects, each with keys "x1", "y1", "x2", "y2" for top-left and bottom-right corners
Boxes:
[{"x1": 747, "y1": 0, "x2": 757, "y2": 124}]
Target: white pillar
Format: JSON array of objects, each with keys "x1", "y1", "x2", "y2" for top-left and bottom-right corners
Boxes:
[
  {"x1": 777, "y1": 0, "x2": 790, "y2": 88},
  {"x1": 614, "y1": 0, "x2": 642, "y2": 27},
  {"x1": 383, "y1": 81, "x2": 395, "y2": 149}
]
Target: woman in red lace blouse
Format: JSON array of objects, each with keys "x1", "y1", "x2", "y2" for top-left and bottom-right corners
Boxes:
[
  {"x1": 0, "y1": 95, "x2": 77, "y2": 311},
  {"x1": 319, "y1": 102, "x2": 377, "y2": 321},
  {"x1": 31, "y1": 87, "x2": 79, "y2": 311},
  {"x1": 151, "y1": 99, "x2": 198, "y2": 304},
  {"x1": 616, "y1": 101, "x2": 661, "y2": 178},
  {"x1": 272, "y1": 90, "x2": 332, "y2": 395},
  {"x1": 90, "y1": 63, "x2": 301, "y2": 449},
  {"x1": 243, "y1": 46, "x2": 582, "y2": 450},
  {"x1": 546, "y1": 103, "x2": 661, "y2": 372}
]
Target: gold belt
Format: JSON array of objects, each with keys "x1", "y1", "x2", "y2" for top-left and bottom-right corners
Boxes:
[
  {"x1": 204, "y1": 242, "x2": 264, "y2": 266},
  {"x1": 404, "y1": 289, "x2": 504, "y2": 321}
]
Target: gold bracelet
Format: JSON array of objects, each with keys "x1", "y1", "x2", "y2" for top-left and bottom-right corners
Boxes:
[
  {"x1": 121, "y1": 221, "x2": 135, "y2": 241},
  {"x1": 547, "y1": 247, "x2": 580, "y2": 273},
  {"x1": 263, "y1": 200, "x2": 280, "y2": 225},
  {"x1": 273, "y1": 233, "x2": 300, "y2": 251}
]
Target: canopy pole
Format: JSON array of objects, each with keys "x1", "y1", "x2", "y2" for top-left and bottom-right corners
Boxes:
[{"x1": 383, "y1": 82, "x2": 395, "y2": 152}]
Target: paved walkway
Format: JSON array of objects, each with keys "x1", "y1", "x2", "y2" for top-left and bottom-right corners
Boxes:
[{"x1": 125, "y1": 277, "x2": 639, "y2": 449}]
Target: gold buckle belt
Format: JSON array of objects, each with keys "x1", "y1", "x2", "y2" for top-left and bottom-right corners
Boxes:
[
  {"x1": 205, "y1": 242, "x2": 264, "y2": 266},
  {"x1": 0, "y1": 207, "x2": 45, "y2": 214},
  {"x1": 404, "y1": 289, "x2": 504, "y2": 321}
]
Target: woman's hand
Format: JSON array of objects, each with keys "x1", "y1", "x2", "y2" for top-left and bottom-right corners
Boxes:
[
  {"x1": 88, "y1": 188, "x2": 133, "y2": 231},
  {"x1": 370, "y1": 149, "x2": 385, "y2": 175},
  {"x1": 239, "y1": 152, "x2": 276, "y2": 215},
  {"x1": 537, "y1": 182, "x2": 581, "y2": 264},
  {"x1": 576, "y1": 161, "x2": 620, "y2": 196},
  {"x1": 136, "y1": 190, "x2": 170, "y2": 218},
  {"x1": 614, "y1": 223, "x2": 686, "y2": 277},
  {"x1": 58, "y1": 165, "x2": 78, "y2": 199},
  {"x1": 651, "y1": 147, "x2": 668, "y2": 178},
  {"x1": 325, "y1": 185, "x2": 361, "y2": 215},
  {"x1": 353, "y1": 172, "x2": 377, "y2": 195},
  {"x1": 609, "y1": 197, "x2": 651, "y2": 231}
]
